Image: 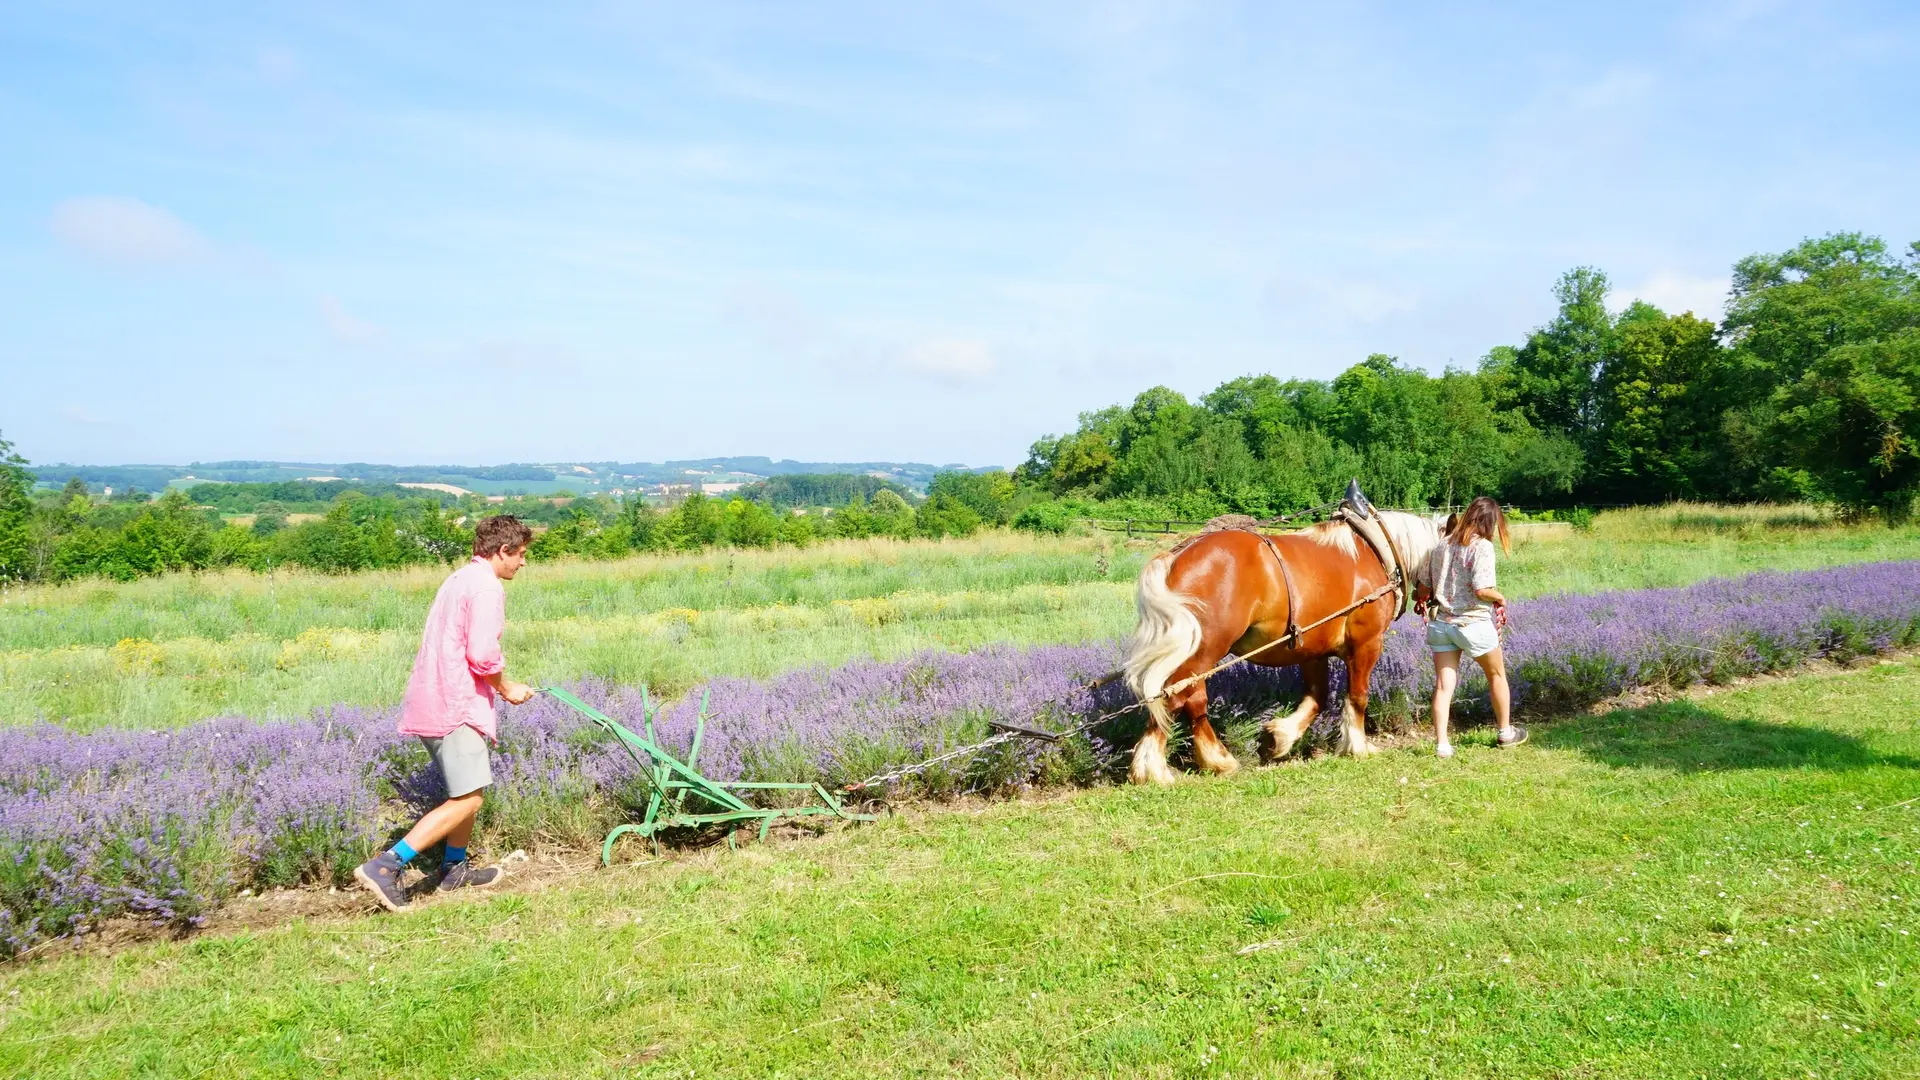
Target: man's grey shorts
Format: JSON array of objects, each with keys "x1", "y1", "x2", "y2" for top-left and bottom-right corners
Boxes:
[
  {"x1": 1427, "y1": 618, "x2": 1502, "y2": 659},
  {"x1": 421, "y1": 725, "x2": 493, "y2": 797}
]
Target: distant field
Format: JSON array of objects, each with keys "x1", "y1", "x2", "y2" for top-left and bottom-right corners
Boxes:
[{"x1": 4, "y1": 505, "x2": 1920, "y2": 730}]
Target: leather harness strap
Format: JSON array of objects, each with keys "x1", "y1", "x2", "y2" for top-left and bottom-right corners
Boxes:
[
  {"x1": 1255, "y1": 532, "x2": 1301, "y2": 643},
  {"x1": 1338, "y1": 507, "x2": 1411, "y2": 617}
]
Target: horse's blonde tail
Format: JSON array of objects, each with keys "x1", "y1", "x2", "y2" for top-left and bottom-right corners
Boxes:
[
  {"x1": 1124, "y1": 554, "x2": 1201, "y2": 786},
  {"x1": 1124, "y1": 554, "x2": 1204, "y2": 707}
]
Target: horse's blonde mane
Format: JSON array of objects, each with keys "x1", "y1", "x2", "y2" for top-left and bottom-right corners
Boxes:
[
  {"x1": 1300, "y1": 519, "x2": 1356, "y2": 556},
  {"x1": 1299, "y1": 510, "x2": 1445, "y2": 590},
  {"x1": 1377, "y1": 509, "x2": 1445, "y2": 590}
]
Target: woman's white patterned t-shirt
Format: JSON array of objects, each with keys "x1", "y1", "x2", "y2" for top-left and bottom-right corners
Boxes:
[{"x1": 1427, "y1": 537, "x2": 1497, "y2": 624}]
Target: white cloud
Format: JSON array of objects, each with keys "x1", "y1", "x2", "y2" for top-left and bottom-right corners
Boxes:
[
  {"x1": 461, "y1": 340, "x2": 580, "y2": 375},
  {"x1": 900, "y1": 338, "x2": 997, "y2": 380},
  {"x1": 49, "y1": 197, "x2": 215, "y2": 267},
  {"x1": 1572, "y1": 68, "x2": 1656, "y2": 111},
  {"x1": 319, "y1": 295, "x2": 381, "y2": 345},
  {"x1": 727, "y1": 284, "x2": 830, "y2": 352},
  {"x1": 1682, "y1": 0, "x2": 1788, "y2": 42},
  {"x1": 730, "y1": 283, "x2": 999, "y2": 383},
  {"x1": 61, "y1": 405, "x2": 117, "y2": 427},
  {"x1": 1263, "y1": 274, "x2": 1420, "y2": 325},
  {"x1": 1612, "y1": 272, "x2": 1732, "y2": 319}
]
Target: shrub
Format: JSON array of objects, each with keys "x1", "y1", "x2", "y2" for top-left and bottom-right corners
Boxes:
[{"x1": 1013, "y1": 500, "x2": 1081, "y2": 535}]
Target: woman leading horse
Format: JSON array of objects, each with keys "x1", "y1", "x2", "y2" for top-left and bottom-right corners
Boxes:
[{"x1": 1122, "y1": 500, "x2": 1444, "y2": 785}]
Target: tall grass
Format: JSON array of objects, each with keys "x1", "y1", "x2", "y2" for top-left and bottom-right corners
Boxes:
[
  {"x1": 6, "y1": 507, "x2": 1920, "y2": 730},
  {"x1": 0, "y1": 533, "x2": 1145, "y2": 649}
]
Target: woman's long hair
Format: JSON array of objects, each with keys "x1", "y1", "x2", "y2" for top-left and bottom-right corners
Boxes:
[{"x1": 1447, "y1": 496, "x2": 1511, "y2": 554}]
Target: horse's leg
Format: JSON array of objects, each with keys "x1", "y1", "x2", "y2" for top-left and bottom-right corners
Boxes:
[
  {"x1": 1169, "y1": 680, "x2": 1239, "y2": 775},
  {"x1": 1134, "y1": 638, "x2": 1239, "y2": 785},
  {"x1": 1336, "y1": 633, "x2": 1384, "y2": 757},
  {"x1": 1258, "y1": 656, "x2": 1328, "y2": 763},
  {"x1": 1130, "y1": 698, "x2": 1179, "y2": 786}
]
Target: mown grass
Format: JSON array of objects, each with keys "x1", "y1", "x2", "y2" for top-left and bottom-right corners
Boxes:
[
  {"x1": 7, "y1": 507, "x2": 1920, "y2": 730},
  {"x1": 4, "y1": 654, "x2": 1916, "y2": 1078}
]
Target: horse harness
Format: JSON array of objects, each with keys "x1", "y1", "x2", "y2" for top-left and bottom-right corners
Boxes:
[
  {"x1": 1253, "y1": 531, "x2": 1304, "y2": 644},
  {"x1": 1180, "y1": 501, "x2": 1409, "y2": 652}
]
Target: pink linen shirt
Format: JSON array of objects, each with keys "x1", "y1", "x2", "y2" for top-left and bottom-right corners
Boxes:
[{"x1": 399, "y1": 557, "x2": 507, "y2": 741}]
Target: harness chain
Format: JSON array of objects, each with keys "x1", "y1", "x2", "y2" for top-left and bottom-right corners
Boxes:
[{"x1": 839, "y1": 566, "x2": 1402, "y2": 795}]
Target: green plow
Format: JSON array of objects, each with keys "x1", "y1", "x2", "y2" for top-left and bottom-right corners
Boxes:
[{"x1": 538, "y1": 686, "x2": 878, "y2": 865}]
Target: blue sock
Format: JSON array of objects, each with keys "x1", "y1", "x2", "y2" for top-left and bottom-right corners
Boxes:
[
  {"x1": 391, "y1": 839, "x2": 418, "y2": 865},
  {"x1": 443, "y1": 845, "x2": 468, "y2": 866}
]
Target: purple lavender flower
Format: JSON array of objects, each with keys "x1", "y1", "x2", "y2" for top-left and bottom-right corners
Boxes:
[{"x1": 3, "y1": 560, "x2": 1917, "y2": 956}]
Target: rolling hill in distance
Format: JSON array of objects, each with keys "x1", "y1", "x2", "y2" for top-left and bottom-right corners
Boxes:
[{"x1": 28, "y1": 457, "x2": 996, "y2": 498}]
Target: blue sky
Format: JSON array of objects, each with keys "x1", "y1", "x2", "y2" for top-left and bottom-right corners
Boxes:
[{"x1": 3, "y1": 2, "x2": 1916, "y2": 468}]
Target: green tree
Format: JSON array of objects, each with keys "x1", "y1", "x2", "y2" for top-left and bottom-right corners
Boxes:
[
  {"x1": 1499, "y1": 422, "x2": 1585, "y2": 504},
  {"x1": 1430, "y1": 369, "x2": 1509, "y2": 507},
  {"x1": 830, "y1": 494, "x2": 878, "y2": 540},
  {"x1": 113, "y1": 490, "x2": 216, "y2": 577},
  {"x1": 660, "y1": 493, "x2": 727, "y2": 551},
  {"x1": 623, "y1": 498, "x2": 666, "y2": 552},
  {"x1": 251, "y1": 501, "x2": 289, "y2": 537},
  {"x1": 868, "y1": 489, "x2": 917, "y2": 538},
  {"x1": 915, "y1": 493, "x2": 982, "y2": 538},
  {"x1": 210, "y1": 525, "x2": 268, "y2": 571},
  {"x1": 51, "y1": 525, "x2": 119, "y2": 581},
  {"x1": 275, "y1": 499, "x2": 371, "y2": 572},
  {"x1": 927, "y1": 471, "x2": 1015, "y2": 524},
  {"x1": 723, "y1": 499, "x2": 781, "y2": 548},
  {"x1": 1593, "y1": 305, "x2": 1727, "y2": 500},
  {"x1": 60, "y1": 476, "x2": 88, "y2": 502},
  {"x1": 1503, "y1": 267, "x2": 1614, "y2": 446},
  {"x1": 0, "y1": 432, "x2": 33, "y2": 581},
  {"x1": 1725, "y1": 233, "x2": 1916, "y2": 397},
  {"x1": 1329, "y1": 354, "x2": 1446, "y2": 506},
  {"x1": 1721, "y1": 233, "x2": 1920, "y2": 512},
  {"x1": 1774, "y1": 330, "x2": 1920, "y2": 516}
]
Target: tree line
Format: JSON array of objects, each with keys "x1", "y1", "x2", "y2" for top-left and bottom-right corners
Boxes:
[
  {"x1": 3, "y1": 231, "x2": 1913, "y2": 584},
  {"x1": 0, "y1": 462, "x2": 1002, "y2": 583},
  {"x1": 1017, "y1": 233, "x2": 1920, "y2": 518}
]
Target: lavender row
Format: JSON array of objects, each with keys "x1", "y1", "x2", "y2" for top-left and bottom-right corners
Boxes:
[{"x1": 4, "y1": 561, "x2": 1919, "y2": 957}]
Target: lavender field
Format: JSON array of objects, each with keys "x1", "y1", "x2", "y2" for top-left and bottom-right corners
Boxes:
[{"x1": 4, "y1": 561, "x2": 1920, "y2": 958}]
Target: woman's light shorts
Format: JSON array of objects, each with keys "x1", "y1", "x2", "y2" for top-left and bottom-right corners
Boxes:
[
  {"x1": 1427, "y1": 618, "x2": 1501, "y2": 658},
  {"x1": 420, "y1": 724, "x2": 493, "y2": 797}
]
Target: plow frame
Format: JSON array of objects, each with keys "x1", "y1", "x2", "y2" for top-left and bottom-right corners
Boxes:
[{"x1": 539, "y1": 686, "x2": 876, "y2": 865}]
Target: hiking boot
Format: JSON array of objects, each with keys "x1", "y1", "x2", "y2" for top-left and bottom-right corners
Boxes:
[
  {"x1": 436, "y1": 861, "x2": 501, "y2": 893},
  {"x1": 1497, "y1": 724, "x2": 1529, "y2": 749},
  {"x1": 353, "y1": 850, "x2": 410, "y2": 911}
]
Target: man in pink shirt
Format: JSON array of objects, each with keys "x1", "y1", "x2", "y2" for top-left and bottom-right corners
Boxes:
[{"x1": 355, "y1": 515, "x2": 536, "y2": 911}]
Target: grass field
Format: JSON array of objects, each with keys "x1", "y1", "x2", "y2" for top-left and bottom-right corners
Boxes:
[
  {"x1": 4, "y1": 651, "x2": 1915, "y2": 1077},
  {"x1": 6, "y1": 505, "x2": 1920, "y2": 730}
]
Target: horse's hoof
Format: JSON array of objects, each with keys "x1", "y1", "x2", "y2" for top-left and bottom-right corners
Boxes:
[
  {"x1": 1257, "y1": 731, "x2": 1296, "y2": 764},
  {"x1": 1255, "y1": 729, "x2": 1281, "y2": 763},
  {"x1": 1197, "y1": 752, "x2": 1240, "y2": 776},
  {"x1": 1130, "y1": 764, "x2": 1177, "y2": 787}
]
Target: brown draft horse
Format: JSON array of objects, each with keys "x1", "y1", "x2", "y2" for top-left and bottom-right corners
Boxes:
[{"x1": 1122, "y1": 508, "x2": 1443, "y2": 785}]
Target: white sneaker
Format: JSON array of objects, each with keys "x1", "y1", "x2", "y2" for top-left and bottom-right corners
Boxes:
[{"x1": 1435, "y1": 742, "x2": 1455, "y2": 759}]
